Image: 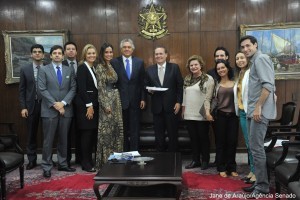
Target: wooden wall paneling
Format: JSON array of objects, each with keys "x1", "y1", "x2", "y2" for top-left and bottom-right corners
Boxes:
[
  {"x1": 236, "y1": 0, "x2": 274, "y2": 26},
  {"x1": 35, "y1": 0, "x2": 71, "y2": 30},
  {"x1": 117, "y1": 0, "x2": 140, "y2": 33},
  {"x1": 200, "y1": 0, "x2": 236, "y2": 31},
  {"x1": 274, "y1": 80, "x2": 286, "y2": 121},
  {"x1": 200, "y1": 31, "x2": 237, "y2": 71},
  {"x1": 285, "y1": 80, "x2": 300, "y2": 123},
  {"x1": 188, "y1": 0, "x2": 201, "y2": 32},
  {"x1": 0, "y1": 0, "x2": 29, "y2": 30},
  {"x1": 133, "y1": 37, "x2": 154, "y2": 68},
  {"x1": 160, "y1": 0, "x2": 189, "y2": 33},
  {"x1": 273, "y1": 0, "x2": 287, "y2": 23},
  {"x1": 286, "y1": 0, "x2": 300, "y2": 22},
  {"x1": 70, "y1": 0, "x2": 106, "y2": 34},
  {"x1": 188, "y1": 32, "x2": 201, "y2": 59},
  {"x1": 72, "y1": 34, "x2": 108, "y2": 58},
  {"x1": 106, "y1": 0, "x2": 119, "y2": 33}
]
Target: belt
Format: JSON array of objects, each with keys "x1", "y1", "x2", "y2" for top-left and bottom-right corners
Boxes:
[
  {"x1": 217, "y1": 110, "x2": 236, "y2": 117},
  {"x1": 106, "y1": 83, "x2": 117, "y2": 91}
]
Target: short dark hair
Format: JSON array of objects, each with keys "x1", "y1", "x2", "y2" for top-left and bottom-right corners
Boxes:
[
  {"x1": 30, "y1": 44, "x2": 44, "y2": 53},
  {"x1": 50, "y1": 45, "x2": 63, "y2": 54},
  {"x1": 214, "y1": 59, "x2": 234, "y2": 82},
  {"x1": 64, "y1": 41, "x2": 77, "y2": 51},
  {"x1": 213, "y1": 46, "x2": 230, "y2": 60},
  {"x1": 240, "y1": 35, "x2": 257, "y2": 46},
  {"x1": 154, "y1": 46, "x2": 168, "y2": 54}
]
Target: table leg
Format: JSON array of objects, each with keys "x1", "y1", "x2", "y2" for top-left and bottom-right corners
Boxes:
[{"x1": 93, "y1": 182, "x2": 102, "y2": 200}]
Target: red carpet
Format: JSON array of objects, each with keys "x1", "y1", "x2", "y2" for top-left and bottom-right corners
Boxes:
[{"x1": 7, "y1": 164, "x2": 285, "y2": 199}]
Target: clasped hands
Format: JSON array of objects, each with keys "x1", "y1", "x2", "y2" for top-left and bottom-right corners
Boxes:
[{"x1": 53, "y1": 102, "x2": 65, "y2": 115}]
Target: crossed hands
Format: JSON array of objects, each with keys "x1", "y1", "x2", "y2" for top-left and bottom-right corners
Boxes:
[{"x1": 54, "y1": 102, "x2": 65, "y2": 115}]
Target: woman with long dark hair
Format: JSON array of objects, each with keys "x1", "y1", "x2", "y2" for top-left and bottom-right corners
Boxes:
[
  {"x1": 233, "y1": 51, "x2": 255, "y2": 183},
  {"x1": 214, "y1": 59, "x2": 239, "y2": 178},
  {"x1": 95, "y1": 43, "x2": 123, "y2": 169}
]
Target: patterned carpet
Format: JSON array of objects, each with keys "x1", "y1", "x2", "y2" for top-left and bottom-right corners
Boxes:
[{"x1": 5, "y1": 155, "x2": 283, "y2": 200}]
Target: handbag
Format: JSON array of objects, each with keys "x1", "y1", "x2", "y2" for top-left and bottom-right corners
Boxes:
[{"x1": 210, "y1": 97, "x2": 218, "y2": 118}]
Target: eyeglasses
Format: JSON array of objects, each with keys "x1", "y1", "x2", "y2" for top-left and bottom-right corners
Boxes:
[{"x1": 32, "y1": 50, "x2": 43, "y2": 54}]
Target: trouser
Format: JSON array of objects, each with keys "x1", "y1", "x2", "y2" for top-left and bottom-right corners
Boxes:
[{"x1": 248, "y1": 116, "x2": 270, "y2": 193}]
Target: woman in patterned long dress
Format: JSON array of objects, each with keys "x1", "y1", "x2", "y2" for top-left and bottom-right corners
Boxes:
[{"x1": 95, "y1": 42, "x2": 123, "y2": 169}]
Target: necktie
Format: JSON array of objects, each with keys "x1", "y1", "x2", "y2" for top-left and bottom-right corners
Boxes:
[
  {"x1": 70, "y1": 61, "x2": 75, "y2": 73},
  {"x1": 158, "y1": 66, "x2": 164, "y2": 85},
  {"x1": 125, "y1": 59, "x2": 130, "y2": 79},
  {"x1": 56, "y1": 66, "x2": 62, "y2": 86}
]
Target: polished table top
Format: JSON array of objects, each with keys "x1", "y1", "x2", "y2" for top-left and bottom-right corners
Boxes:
[{"x1": 94, "y1": 152, "x2": 182, "y2": 181}]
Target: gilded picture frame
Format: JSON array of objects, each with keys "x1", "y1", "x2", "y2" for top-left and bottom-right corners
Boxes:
[
  {"x1": 240, "y1": 22, "x2": 300, "y2": 80},
  {"x1": 2, "y1": 30, "x2": 69, "y2": 84}
]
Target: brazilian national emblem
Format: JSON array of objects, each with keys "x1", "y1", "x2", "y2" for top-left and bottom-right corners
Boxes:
[{"x1": 138, "y1": 3, "x2": 169, "y2": 40}]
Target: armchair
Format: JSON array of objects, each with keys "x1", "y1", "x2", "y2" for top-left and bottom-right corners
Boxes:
[
  {"x1": 0, "y1": 123, "x2": 24, "y2": 200},
  {"x1": 265, "y1": 110, "x2": 300, "y2": 180}
]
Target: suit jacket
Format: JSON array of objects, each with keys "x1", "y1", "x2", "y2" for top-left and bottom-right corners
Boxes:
[
  {"x1": 111, "y1": 56, "x2": 145, "y2": 110},
  {"x1": 38, "y1": 63, "x2": 76, "y2": 118},
  {"x1": 19, "y1": 63, "x2": 40, "y2": 115},
  {"x1": 74, "y1": 63, "x2": 99, "y2": 129},
  {"x1": 145, "y1": 62, "x2": 183, "y2": 114},
  {"x1": 62, "y1": 59, "x2": 78, "y2": 74}
]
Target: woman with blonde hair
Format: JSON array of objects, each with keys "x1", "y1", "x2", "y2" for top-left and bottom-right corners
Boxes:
[
  {"x1": 182, "y1": 55, "x2": 215, "y2": 170},
  {"x1": 74, "y1": 44, "x2": 99, "y2": 172}
]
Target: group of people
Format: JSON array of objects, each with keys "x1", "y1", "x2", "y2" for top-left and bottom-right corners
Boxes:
[
  {"x1": 182, "y1": 35, "x2": 276, "y2": 198},
  {"x1": 19, "y1": 35, "x2": 276, "y2": 197}
]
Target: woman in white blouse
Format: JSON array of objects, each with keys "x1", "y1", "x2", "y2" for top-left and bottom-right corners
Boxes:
[{"x1": 182, "y1": 55, "x2": 215, "y2": 170}]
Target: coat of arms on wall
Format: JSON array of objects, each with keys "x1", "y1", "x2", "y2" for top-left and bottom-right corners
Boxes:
[{"x1": 138, "y1": 2, "x2": 169, "y2": 40}]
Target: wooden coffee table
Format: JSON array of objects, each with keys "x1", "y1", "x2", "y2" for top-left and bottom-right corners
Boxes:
[{"x1": 93, "y1": 152, "x2": 182, "y2": 200}]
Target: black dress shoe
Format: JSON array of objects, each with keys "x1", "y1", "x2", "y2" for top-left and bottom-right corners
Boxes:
[
  {"x1": 58, "y1": 167, "x2": 76, "y2": 172},
  {"x1": 201, "y1": 162, "x2": 209, "y2": 170},
  {"x1": 185, "y1": 161, "x2": 201, "y2": 169},
  {"x1": 241, "y1": 176, "x2": 251, "y2": 181},
  {"x1": 26, "y1": 161, "x2": 37, "y2": 170},
  {"x1": 43, "y1": 170, "x2": 51, "y2": 178},
  {"x1": 82, "y1": 167, "x2": 96, "y2": 172},
  {"x1": 245, "y1": 179, "x2": 256, "y2": 184},
  {"x1": 246, "y1": 189, "x2": 269, "y2": 199},
  {"x1": 243, "y1": 183, "x2": 256, "y2": 192}
]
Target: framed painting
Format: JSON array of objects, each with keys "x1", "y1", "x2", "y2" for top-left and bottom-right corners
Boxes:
[
  {"x1": 2, "y1": 30, "x2": 69, "y2": 84},
  {"x1": 240, "y1": 22, "x2": 300, "y2": 80}
]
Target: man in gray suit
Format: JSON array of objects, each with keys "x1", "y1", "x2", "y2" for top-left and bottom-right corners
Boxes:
[
  {"x1": 19, "y1": 44, "x2": 45, "y2": 170},
  {"x1": 240, "y1": 35, "x2": 276, "y2": 197},
  {"x1": 38, "y1": 45, "x2": 77, "y2": 178}
]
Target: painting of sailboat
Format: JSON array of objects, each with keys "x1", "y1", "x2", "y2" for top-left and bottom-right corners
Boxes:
[{"x1": 240, "y1": 22, "x2": 300, "y2": 79}]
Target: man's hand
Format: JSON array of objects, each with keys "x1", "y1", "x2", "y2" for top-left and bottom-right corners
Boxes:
[
  {"x1": 54, "y1": 102, "x2": 64, "y2": 111},
  {"x1": 174, "y1": 103, "x2": 181, "y2": 115},
  {"x1": 21, "y1": 109, "x2": 28, "y2": 118},
  {"x1": 59, "y1": 107, "x2": 65, "y2": 116},
  {"x1": 253, "y1": 105, "x2": 262, "y2": 122},
  {"x1": 140, "y1": 101, "x2": 146, "y2": 109},
  {"x1": 86, "y1": 106, "x2": 94, "y2": 119}
]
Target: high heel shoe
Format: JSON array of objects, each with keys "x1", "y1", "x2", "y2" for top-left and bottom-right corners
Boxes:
[
  {"x1": 231, "y1": 172, "x2": 238, "y2": 177},
  {"x1": 185, "y1": 161, "x2": 201, "y2": 169},
  {"x1": 220, "y1": 172, "x2": 227, "y2": 178}
]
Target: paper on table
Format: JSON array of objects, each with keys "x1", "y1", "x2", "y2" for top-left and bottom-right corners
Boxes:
[
  {"x1": 113, "y1": 151, "x2": 141, "y2": 157},
  {"x1": 146, "y1": 86, "x2": 168, "y2": 91}
]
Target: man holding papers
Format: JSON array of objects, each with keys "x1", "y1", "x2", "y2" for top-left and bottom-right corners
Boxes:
[{"x1": 145, "y1": 46, "x2": 183, "y2": 152}]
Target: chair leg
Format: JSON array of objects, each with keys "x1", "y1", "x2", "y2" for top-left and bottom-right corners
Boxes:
[
  {"x1": 0, "y1": 169, "x2": 7, "y2": 200},
  {"x1": 19, "y1": 163, "x2": 24, "y2": 188}
]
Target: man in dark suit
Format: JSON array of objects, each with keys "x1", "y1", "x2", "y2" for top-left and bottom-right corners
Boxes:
[
  {"x1": 38, "y1": 45, "x2": 76, "y2": 178},
  {"x1": 19, "y1": 44, "x2": 45, "y2": 170},
  {"x1": 111, "y1": 38, "x2": 146, "y2": 151},
  {"x1": 62, "y1": 41, "x2": 80, "y2": 166},
  {"x1": 145, "y1": 46, "x2": 183, "y2": 152}
]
